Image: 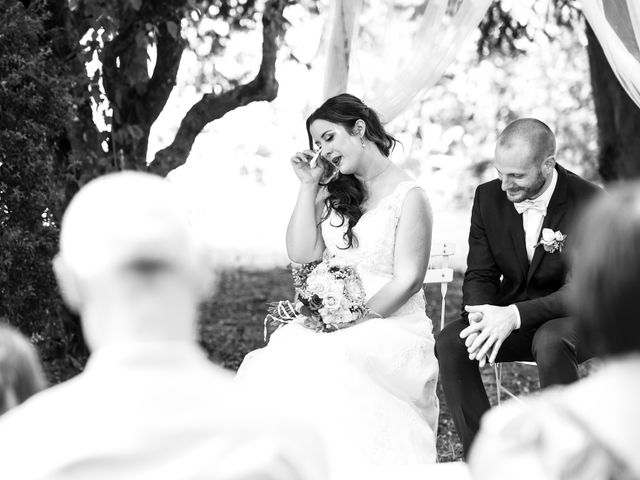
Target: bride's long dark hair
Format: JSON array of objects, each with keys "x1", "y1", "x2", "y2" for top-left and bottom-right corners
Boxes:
[{"x1": 305, "y1": 94, "x2": 398, "y2": 248}]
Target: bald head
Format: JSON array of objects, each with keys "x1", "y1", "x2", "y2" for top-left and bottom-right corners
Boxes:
[
  {"x1": 497, "y1": 118, "x2": 556, "y2": 165},
  {"x1": 59, "y1": 172, "x2": 199, "y2": 279},
  {"x1": 494, "y1": 119, "x2": 557, "y2": 203},
  {"x1": 55, "y1": 172, "x2": 210, "y2": 350}
]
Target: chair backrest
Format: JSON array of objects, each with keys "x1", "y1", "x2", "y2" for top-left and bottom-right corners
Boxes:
[{"x1": 424, "y1": 242, "x2": 456, "y2": 331}]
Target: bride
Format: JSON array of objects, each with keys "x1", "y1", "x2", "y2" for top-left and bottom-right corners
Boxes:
[{"x1": 235, "y1": 93, "x2": 439, "y2": 474}]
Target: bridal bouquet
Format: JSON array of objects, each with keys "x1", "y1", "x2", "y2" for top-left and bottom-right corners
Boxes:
[{"x1": 264, "y1": 255, "x2": 370, "y2": 338}]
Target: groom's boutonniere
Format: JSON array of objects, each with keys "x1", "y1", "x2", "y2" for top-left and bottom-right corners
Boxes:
[{"x1": 535, "y1": 228, "x2": 567, "y2": 253}]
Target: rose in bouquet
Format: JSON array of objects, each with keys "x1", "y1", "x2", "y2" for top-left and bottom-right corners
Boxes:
[{"x1": 264, "y1": 255, "x2": 371, "y2": 338}]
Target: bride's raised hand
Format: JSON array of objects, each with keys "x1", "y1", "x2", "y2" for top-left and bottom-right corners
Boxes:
[{"x1": 290, "y1": 150, "x2": 324, "y2": 185}]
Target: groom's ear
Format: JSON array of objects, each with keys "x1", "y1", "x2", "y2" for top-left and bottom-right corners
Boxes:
[{"x1": 542, "y1": 155, "x2": 556, "y2": 174}]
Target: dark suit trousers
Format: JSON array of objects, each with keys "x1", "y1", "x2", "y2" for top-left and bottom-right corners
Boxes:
[{"x1": 435, "y1": 316, "x2": 589, "y2": 456}]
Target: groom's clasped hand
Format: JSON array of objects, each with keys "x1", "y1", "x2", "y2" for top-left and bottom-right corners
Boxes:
[{"x1": 461, "y1": 304, "x2": 519, "y2": 367}]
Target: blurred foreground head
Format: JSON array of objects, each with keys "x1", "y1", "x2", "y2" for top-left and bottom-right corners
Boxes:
[
  {"x1": 571, "y1": 181, "x2": 640, "y2": 357},
  {"x1": 0, "y1": 323, "x2": 46, "y2": 416},
  {"x1": 54, "y1": 172, "x2": 212, "y2": 352}
]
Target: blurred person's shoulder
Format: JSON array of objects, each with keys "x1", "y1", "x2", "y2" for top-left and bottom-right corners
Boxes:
[
  {"x1": 470, "y1": 370, "x2": 634, "y2": 480},
  {"x1": 190, "y1": 360, "x2": 329, "y2": 479},
  {"x1": 0, "y1": 375, "x2": 86, "y2": 477},
  {"x1": 0, "y1": 372, "x2": 84, "y2": 428},
  {"x1": 220, "y1": 388, "x2": 328, "y2": 480},
  {"x1": 212, "y1": 417, "x2": 327, "y2": 480},
  {"x1": 469, "y1": 391, "x2": 582, "y2": 479}
]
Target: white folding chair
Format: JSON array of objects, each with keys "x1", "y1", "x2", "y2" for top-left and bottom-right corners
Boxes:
[
  {"x1": 424, "y1": 242, "x2": 456, "y2": 332},
  {"x1": 494, "y1": 361, "x2": 537, "y2": 404}
]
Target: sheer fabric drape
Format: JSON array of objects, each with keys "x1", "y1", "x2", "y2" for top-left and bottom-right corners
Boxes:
[
  {"x1": 322, "y1": 0, "x2": 492, "y2": 122},
  {"x1": 322, "y1": 0, "x2": 363, "y2": 101},
  {"x1": 582, "y1": 0, "x2": 640, "y2": 108},
  {"x1": 322, "y1": 0, "x2": 640, "y2": 119}
]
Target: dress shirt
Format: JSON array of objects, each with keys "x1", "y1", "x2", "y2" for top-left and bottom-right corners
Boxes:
[
  {"x1": 516, "y1": 169, "x2": 558, "y2": 262},
  {"x1": 0, "y1": 341, "x2": 327, "y2": 480},
  {"x1": 511, "y1": 169, "x2": 558, "y2": 329}
]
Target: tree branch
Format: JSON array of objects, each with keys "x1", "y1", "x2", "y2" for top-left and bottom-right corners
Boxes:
[
  {"x1": 149, "y1": 0, "x2": 288, "y2": 176},
  {"x1": 102, "y1": 1, "x2": 186, "y2": 168},
  {"x1": 143, "y1": 20, "x2": 186, "y2": 124}
]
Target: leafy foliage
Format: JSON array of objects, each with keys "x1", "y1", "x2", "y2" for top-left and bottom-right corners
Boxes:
[
  {"x1": 65, "y1": 0, "x2": 304, "y2": 175},
  {"x1": 0, "y1": 0, "x2": 307, "y2": 372},
  {"x1": 477, "y1": 0, "x2": 581, "y2": 57},
  {"x1": 0, "y1": 1, "x2": 84, "y2": 366}
]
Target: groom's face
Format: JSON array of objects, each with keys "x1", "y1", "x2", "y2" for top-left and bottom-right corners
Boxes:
[{"x1": 494, "y1": 142, "x2": 547, "y2": 203}]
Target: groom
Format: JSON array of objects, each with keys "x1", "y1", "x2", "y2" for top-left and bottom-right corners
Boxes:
[{"x1": 435, "y1": 118, "x2": 601, "y2": 455}]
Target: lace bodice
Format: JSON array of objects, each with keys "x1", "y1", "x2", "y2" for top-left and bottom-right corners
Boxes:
[{"x1": 321, "y1": 180, "x2": 427, "y2": 316}]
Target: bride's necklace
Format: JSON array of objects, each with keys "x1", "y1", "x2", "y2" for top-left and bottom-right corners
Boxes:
[{"x1": 363, "y1": 162, "x2": 391, "y2": 184}]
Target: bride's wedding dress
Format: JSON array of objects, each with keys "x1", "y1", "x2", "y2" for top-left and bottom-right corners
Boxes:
[{"x1": 235, "y1": 181, "x2": 439, "y2": 474}]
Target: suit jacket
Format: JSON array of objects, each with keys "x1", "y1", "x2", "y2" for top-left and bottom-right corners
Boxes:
[{"x1": 463, "y1": 164, "x2": 601, "y2": 329}]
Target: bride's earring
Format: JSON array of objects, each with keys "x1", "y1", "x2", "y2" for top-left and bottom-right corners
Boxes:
[{"x1": 361, "y1": 138, "x2": 366, "y2": 149}]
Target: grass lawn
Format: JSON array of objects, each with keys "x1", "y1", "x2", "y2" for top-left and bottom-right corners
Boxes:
[{"x1": 197, "y1": 266, "x2": 542, "y2": 463}]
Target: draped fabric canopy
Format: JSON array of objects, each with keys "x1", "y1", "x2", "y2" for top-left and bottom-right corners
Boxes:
[
  {"x1": 322, "y1": 0, "x2": 640, "y2": 122},
  {"x1": 322, "y1": 0, "x2": 363, "y2": 100},
  {"x1": 323, "y1": 0, "x2": 493, "y2": 122},
  {"x1": 581, "y1": 0, "x2": 640, "y2": 108}
]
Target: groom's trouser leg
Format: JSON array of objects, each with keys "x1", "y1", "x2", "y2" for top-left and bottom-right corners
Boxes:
[
  {"x1": 531, "y1": 316, "x2": 588, "y2": 388},
  {"x1": 435, "y1": 318, "x2": 491, "y2": 456},
  {"x1": 435, "y1": 318, "x2": 537, "y2": 456}
]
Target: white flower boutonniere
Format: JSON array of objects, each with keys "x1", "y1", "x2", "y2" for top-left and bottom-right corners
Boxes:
[{"x1": 535, "y1": 228, "x2": 567, "y2": 253}]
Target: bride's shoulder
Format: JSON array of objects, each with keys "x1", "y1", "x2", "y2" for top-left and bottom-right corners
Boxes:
[
  {"x1": 386, "y1": 176, "x2": 431, "y2": 221},
  {"x1": 400, "y1": 185, "x2": 431, "y2": 219}
]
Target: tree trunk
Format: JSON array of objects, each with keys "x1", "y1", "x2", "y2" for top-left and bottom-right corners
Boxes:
[
  {"x1": 585, "y1": 23, "x2": 640, "y2": 182},
  {"x1": 101, "y1": 2, "x2": 186, "y2": 173}
]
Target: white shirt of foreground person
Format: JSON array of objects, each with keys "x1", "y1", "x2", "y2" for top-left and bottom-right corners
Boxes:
[
  {"x1": 0, "y1": 341, "x2": 326, "y2": 480},
  {"x1": 469, "y1": 355, "x2": 640, "y2": 479},
  {"x1": 0, "y1": 172, "x2": 326, "y2": 480}
]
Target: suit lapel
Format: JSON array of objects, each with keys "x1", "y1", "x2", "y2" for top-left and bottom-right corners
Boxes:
[{"x1": 527, "y1": 165, "x2": 569, "y2": 283}]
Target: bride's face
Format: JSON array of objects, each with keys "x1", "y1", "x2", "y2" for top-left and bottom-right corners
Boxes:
[{"x1": 309, "y1": 119, "x2": 363, "y2": 176}]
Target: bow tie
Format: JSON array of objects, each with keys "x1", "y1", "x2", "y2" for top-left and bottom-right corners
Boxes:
[{"x1": 514, "y1": 199, "x2": 547, "y2": 215}]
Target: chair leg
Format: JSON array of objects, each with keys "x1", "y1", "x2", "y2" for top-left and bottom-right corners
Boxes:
[
  {"x1": 494, "y1": 363, "x2": 502, "y2": 405},
  {"x1": 440, "y1": 293, "x2": 446, "y2": 332},
  {"x1": 440, "y1": 282, "x2": 448, "y2": 332},
  {"x1": 493, "y1": 363, "x2": 526, "y2": 404}
]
